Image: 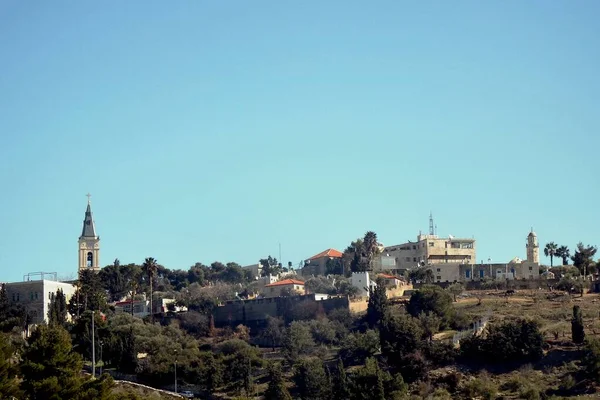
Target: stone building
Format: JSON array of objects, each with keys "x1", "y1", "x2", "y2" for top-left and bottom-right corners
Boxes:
[
  {"x1": 301, "y1": 248, "x2": 343, "y2": 276},
  {"x1": 374, "y1": 233, "x2": 476, "y2": 274},
  {"x1": 430, "y1": 230, "x2": 541, "y2": 283},
  {"x1": 263, "y1": 279, "x2": 305, "y2": 297},
  {"x1": 3, "y1": 279, "x2": 76, "y2": 324},
  {"x1": 78, "y1": 195, "x2": 100, "y2": 274}
]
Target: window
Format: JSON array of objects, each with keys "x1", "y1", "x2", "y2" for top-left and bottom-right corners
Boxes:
[
  {"x1": 12, "y1": 293, "x2": 15, "y2": 301},
  {"x1": 529, "y1": 266, "x2": 533, "y2": 271},
  {"x1": 412, "y1": 245, "x2": 416, "y2": 250},
  {"x1": 413, "y1": 258, "x2": 417, "y2": 262},
  {"x1": 35, "y1": 292, "x2": 39, "y2": 300},
  {"x1": 479, "y1": 270, "x2": 484, "y2": 278},
  {"x1": 436, "y1": 276, "x2": 442, "y2": 280},
  {"x1": 87, "y1": 252, "x2": 93, "y2": 268},
  {"x1": 405, "y1": 257, "x2": 411, "y2": 262},
  {"x1": 466, "y1": 270, "x2": 471, "y2": 278},
  {"x1": 429, "y1": 242, "x2": 434, "y2": 247},
  {"x1": 436, "y1": 268, "x2": 441, "y2": 272}
]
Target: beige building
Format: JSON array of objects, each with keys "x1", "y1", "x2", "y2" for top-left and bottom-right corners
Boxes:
[
  {"x1": 4, "y1": 279, "x2": 77, "y2": 324},
  {"x1": 375, "y1": 234, "x2": 476, "y2": 274},
  {"x1": 78, "y1": 195, "x2": 100, "y2": 274},
  {"x1": 302, "y1": 248, "x2": 343, "y2": 276},
  {"x1": 263, "y1": 279, "x2": 305, "y2": 297},
  {"x1": 430, "y1": 230, "x2": 540, "y2": 283}
]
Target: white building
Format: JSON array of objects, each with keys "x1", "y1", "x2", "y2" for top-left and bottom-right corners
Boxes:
[
  {"x1": 4, "y1": 279, "x2": 77, "y2": 324},
  {"x1": 350, "y1": 272, "x2": 377, "y2": 299}
]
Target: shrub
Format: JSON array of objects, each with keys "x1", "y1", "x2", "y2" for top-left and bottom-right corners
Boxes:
[
  {"x1": 463, "y1": 373, "x2": 497, "y2": 400},
  {"x1": 423, "y1": 341, "x2": 458, "y2": 367},
  {"x1": 581, "y1": 338, "x2": 600, "y2": 382},
  {"x1": 460, "y1": 319, "x2": 543, "y2": 365}
]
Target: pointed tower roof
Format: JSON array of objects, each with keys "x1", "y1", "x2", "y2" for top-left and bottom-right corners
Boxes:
[{"x1": 80, "y1": 194, "x2": 97, "y2": 238}]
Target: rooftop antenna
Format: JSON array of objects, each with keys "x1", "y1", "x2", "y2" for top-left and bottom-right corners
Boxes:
[{"x1": 429, "y1": 212, "x2": 435, "y2": 236}]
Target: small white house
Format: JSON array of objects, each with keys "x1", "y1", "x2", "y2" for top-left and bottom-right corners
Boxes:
[{"x1": 351, "y1": 272, "x2": 377, "y2": 299}]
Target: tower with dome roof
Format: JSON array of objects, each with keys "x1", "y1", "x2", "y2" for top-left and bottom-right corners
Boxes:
[{"x1": 526, "y1": 229, "x2": 539, "y2": 264}]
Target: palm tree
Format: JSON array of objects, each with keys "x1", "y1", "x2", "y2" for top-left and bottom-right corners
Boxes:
[
  {"x1": 363, "y1": 231, "x2": 379, "y2": 271},
  {"x1": 555, "y1": 246, "x2": 570, "y2": 266},
  {"x1": 544, "y1": 242, "x2": 558, "y2": 267},
  {"x1": 142, "y1": 257, "x2": 158, "y2": 323}
]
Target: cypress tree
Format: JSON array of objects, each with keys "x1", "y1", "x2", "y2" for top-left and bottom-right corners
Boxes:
[
  {"x1": 572, "y1": 305, "x2": 585, "y2": 344},
  {"x1": 333, "y1": 358, "x2": 350, "y2": 400},
  {"x1": 264, "y1": 363, "x2": 292, "y2": 400},
  {"x1": 366, "y1": 284, "x2": 387, "y2": 328}
]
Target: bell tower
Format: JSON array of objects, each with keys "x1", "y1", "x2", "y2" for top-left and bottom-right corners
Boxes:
[
  {"x1": 526, "y1": 228, "x2": 539, "y2": 264},
  {"x1": 78, "y1": 194, "x2": 100, "y2": 273}
]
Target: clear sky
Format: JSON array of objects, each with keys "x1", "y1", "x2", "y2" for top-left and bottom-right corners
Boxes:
[{"x1": 1, "y1": 1, "x2": 598, "y2": 282}]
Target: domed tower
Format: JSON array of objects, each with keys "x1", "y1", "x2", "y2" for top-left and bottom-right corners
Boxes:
[{"x1": 526, "y1": 229, "x2": 539, "y2": 264}]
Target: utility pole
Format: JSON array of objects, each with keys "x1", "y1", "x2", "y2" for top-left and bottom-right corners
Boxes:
[{"x1": 91, "y1": 311, "x2": 96, "y2": 378}]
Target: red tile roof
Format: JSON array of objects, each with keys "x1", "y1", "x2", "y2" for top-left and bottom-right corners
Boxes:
[
  {"x1": 378, "y1": 274, "x2": 400, "y2": 280},
  {"x1": 265, "y1": 279, "x2": 305, "y2": 287},
  {"x1": 307, "y1": 248, "x2": 343, "y2": 260}
]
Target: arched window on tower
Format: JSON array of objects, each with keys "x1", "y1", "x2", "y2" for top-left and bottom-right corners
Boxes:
[{"x1": 87, "y1": 252, "x2": 93, "y2": 268}]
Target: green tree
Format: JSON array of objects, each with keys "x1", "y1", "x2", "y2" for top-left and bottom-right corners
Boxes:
[
  {"x1": 0, "y1": 283, "x2": 26, "y2": 333},
  {"x1": 572, "y1": 305, "x2": 585, "y2": 345},
  {"x1": 407, "y1": 285, "x2": 454, "y2": 328},
  {"x1": 446, "y1": 283, "x2": 464, "y2": 302},
  {"x1": 48, "y1": 288, "x2": 68, "y2": 326},
  {"x1": 199, "y1": 352, "x2": 222, "y2": 395},
  {"x1": 142, "y1": 257, "x2": 158, "y2": 322},
  {"x1": 293, "y1": 358, "x2": 330, "y2": 400},
  {"x1": 379, "y1": 312, "x2": 425, "y2": 381},
  {"x1": 222, "y1": 262, "x2": 246, "y2": 284},
  {"x1": 343, "y1": 239, "x2": 367, "y2": 273},
  {"x1": 21, "y1": 324, "x2": 114, "y2": 399},
  {"x1": 282, "y1": 321, "x2": 315, "y2": 362},
  {"x1": 339, "y1": 330, "x2": 380, "y2": 366},
  {"x1": 99, "y1": 260, "x2": 128, "y2": 301},
  {"x1": 572, "y1": 242, "x2": 597, "y2": 276},
  {"x1": 260, "y1": 256, "x2": 281, "y2": 276},
  {"x1": 349, "y1": 357, "x2": 385, "y2": 400},
  {"x1": 582, "y1": 338, "x2": 600, "y2": 382},
  {"x1": 0, "y1": 333, "x2": 21, "y2": 399},
  {"x1": 187, "y1": 263, "x2": 206, "y2": 286},
  {"x1": 555, "y1": 245, "x2": 570, "y2": 266},
  {"x1": 363, "y1": 231, "x2": 380, "y2": 271},
  {"x1": 366, "y1": 284, "x2": 387, "y2": 328},
  {"x1": 262, "y1": 316, "x2": 284, "y2": 350},
  {"x1": 264, "y1": 362, "x2": 292, "y2": 400},
  {"x1": 544, "y1": 242, "x2": 558, "y2": 267},
  {"x1": 418, "y1": 312, "x2": 441, "y2": 342},
  {"x1": 332, "y1": 359, "x2": 350, "y2": 400},
  {"x1": 70, "y1": 269, "x2": 108, "y2": 316}
]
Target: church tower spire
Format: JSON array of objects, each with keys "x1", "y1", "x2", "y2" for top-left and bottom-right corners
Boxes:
[{"x1": 78, "y1": 194, "x2": 100, "y2": 273}]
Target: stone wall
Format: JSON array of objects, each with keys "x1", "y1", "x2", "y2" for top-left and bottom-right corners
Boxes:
[{"x1": 213, "y1": 294, "x2": 349, "y2": 328}]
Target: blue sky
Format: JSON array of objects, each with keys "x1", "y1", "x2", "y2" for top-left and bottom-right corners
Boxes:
[{"x1": 1, "y1": 1, "x2": 598, "y2": 282}]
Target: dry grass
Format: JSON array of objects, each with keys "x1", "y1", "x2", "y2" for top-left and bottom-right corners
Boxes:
[{"x1": 454, "y1": 291, "x2": 600, "y2": 340}]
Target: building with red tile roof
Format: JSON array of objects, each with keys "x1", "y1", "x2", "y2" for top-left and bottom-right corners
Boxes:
[
  {"x1": 263, "y1": 279, "x2": 305, "y2": 297},
  {"x1": 302, "y1": 248, "x2": 344, "y2": 276}
]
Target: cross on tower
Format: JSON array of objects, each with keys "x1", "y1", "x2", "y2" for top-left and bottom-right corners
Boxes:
[{"x1": 86, "y1": 193, "x2": 92, "y2": 204}]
